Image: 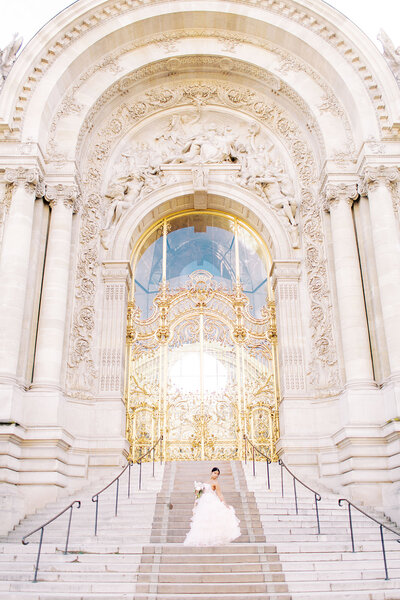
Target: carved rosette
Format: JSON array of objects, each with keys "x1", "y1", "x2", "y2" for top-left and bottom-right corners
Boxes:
[
  {"x1": 5, "y1": 167, "x2": 42, "y2": 195},
  {"x1": 323, "y1": 183, "x2": 358, "y2": 211},
  {"x1": 67, "y1": 79, "x2": 339, "y2": 396},
  {"x1": 45, "y1": 183, "x2": 80, "y2": 212},
  {"x1": 362, "y1": 165, "x2": 400, "y2": 193}
]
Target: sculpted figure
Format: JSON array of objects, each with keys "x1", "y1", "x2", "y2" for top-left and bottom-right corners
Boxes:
[
  {"x1": 103, "y1": 183, "x2": 132, "y2": 231},
  {"x1": 378, "y1": 29, "x2": 400, "y2": 84},
  {"x1": 0, "y1": 33, "x2": 23, "y2": 85},
  {"x1": 261, "y1": 166, "x2": 297, "y2": 227}
]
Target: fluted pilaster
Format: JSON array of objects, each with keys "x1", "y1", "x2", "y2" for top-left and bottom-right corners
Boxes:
[
  {"x1": 0, "y1": 168, "x2": 43, "y2": 380},
  {"x1": 362, "y1": 165, "x2": 400, "y2": 378},
  {"x1": 324, "y1": 183, "x2": 374, "y2": 386},
  {"x1": 33, "y1": 184, "x2": 79, "y2": 387}
]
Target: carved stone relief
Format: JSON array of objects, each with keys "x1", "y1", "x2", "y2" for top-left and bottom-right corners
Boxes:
[
  {"x1": 47, "y1": 53, "x2": 326, "y2": 166},
  {"x1": 66, "y1": 77, "x2": 340, "y2": 397},
  {"x1": 7, "y1": 0, "x2": 390, "y2": 143}
]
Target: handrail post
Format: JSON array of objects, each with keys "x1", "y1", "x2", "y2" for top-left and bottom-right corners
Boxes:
[
  {"x1": 93, "y1": 496, "x2": 99, "y2": 536},
  {"x1": 138, "y1": 460, "x2": 142, "y2": 491},
  {"x1": 348, "y1": 503, "x2": 355, "y2": 552},
  {"x1": 64, "y1": 505, "x2": 73, "y2": 555},
  {"x1": 380, "y1": 525, "x2": 389, "y2": 580},
  {"x1": 128, "y1": 462, "x2": 132, "y2": 499},
  {"x1": 244, "y1": 436, "x2": 247, "y2": 465},
  {"x1": 252, "y1": 446, "x2": 256, "y2": 477},
  {"x1": 153, "y1": 447, "x2": 155, "y2": 478},
  {"x1": 115, "y1": 478, "x2": 119, "y2": 517},
  {"x1": 33, "y1": 528, "x2": 44, "y2": 583},
  {"x1": 293, "y1": 477, "x2": 298, "y2": 515},
  {"x1": 315, "y1": 494, "x2": 321, "y2": 535},
  {"x1": 280, "y1": 460, "x2": 284, "y2": 498},
  {"x1": 266, "y1": 459, "x2": 271, "y2": 490}
]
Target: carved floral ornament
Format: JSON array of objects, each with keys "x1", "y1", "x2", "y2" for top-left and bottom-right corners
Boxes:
[
  {"x1": 4, "y1": 167, "x2": 42, "y2": 195},
  {"x1": 7, "y1": 0, "x2": 390, "y2": 139},
  {"x1": 45, "y1": 184, "x2": 81, "y2": 212},
  {"x1": 362, "y1": 165, "x2": 400, "y2": 192},
  {"x1": 45, "y1": 42, "x2": 354, "y2": 164},
  {"x1": 65, "y1": 76, "x2": 341, "y2": 398},
  {"x1": 323, "y1": 183, "x2": 358, "y2": 211}
]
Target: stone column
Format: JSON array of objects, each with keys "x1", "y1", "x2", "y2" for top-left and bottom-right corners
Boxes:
[
  {"x1": 270, "y1": 260, "x2": 306, "y2": 396},
  {"x1": 0, "y1": 168, "x2": 42, "y2": 380},
  {"x1": 99, "y1": 261, "x2": 132, "y2": 396},
  {"x1": 32, "y1": 184, "x2": 78, "y2": 388},
  {"x1": 363, "y1": 166, "x2": 400, "y2": 378},
  {"x1": 324, "y1": 183, "x2": 374, "y2": 386}
]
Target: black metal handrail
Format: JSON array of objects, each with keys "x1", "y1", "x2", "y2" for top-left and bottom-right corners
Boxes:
[
  {"x1": 91, "y1": 435, "x2": 163, "y2": 535},
  {"x1": 21, "y1": 500, "x2": 81, "y2": 583},
  {"x1": 338, "y1": 498, "x2": 400, "y2": 580},
  {"x1": 243, "y1": 435, "x2": 271, "y2": 489},
  {"x1": 279, "y1": 459, "x2": 322, "y2": 534}
]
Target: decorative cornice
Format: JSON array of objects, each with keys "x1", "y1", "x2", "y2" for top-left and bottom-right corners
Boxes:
[
  {"x1": 323, "y1": 183, "x2": 358, "y2": 211},
  {"x1": 362, "y1": 165, "x2": 400, "y2": 192},
  {"x1": 45, "y1": 183, "x2": 80, "y2": 211}
]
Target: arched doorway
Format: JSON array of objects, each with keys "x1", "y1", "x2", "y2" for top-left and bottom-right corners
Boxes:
[{"x1": 125, "y1": 210, "x2": 280, "y2": 461}]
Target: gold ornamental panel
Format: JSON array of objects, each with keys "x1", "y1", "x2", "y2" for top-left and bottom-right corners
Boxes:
[{"x1": 126, "y1": 269, "x2": 280, "y2": 462}]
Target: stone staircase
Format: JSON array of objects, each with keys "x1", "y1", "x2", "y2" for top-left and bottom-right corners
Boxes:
[
  {"x1": 243, "y1": 459, "x2": 400, "y2": 599},
  {"x1": 0, "y1": 458, "x2": 398, "y2": 599}
]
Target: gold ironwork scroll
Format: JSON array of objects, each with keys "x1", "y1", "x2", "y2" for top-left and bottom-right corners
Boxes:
[{"x1": 126, "y1": 270, "x2": 279, "y2": 461}]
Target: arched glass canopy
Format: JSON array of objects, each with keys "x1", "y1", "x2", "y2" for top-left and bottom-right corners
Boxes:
[{"x1": 133, "y1": 211, "x2": 271, "y2": 319}]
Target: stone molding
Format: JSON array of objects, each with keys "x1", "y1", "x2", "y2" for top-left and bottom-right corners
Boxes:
[
  {"x1": 45, "y1": 184, "x2": 80, "y2": 212},
  {"x1": 270, "y1": 260, "x2": 302, "y2": 287},
  {"x1": 4, "y1": 167, "x2": 42, "y2": 195},
  {"x1": 65, "y1": 76, "x2": 340, "y2": 398},
  {"x1": 6, "y1": 0, "x2": 389, "y2": 141},
  {"x1": 362, "y1": 165, "x2": 400, "y2": 193},
  {"x1": 323, "y1": 183, "x2": 359, "y2": 211}
]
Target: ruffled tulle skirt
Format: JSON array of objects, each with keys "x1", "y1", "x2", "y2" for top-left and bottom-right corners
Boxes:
[{"x1": 183, "y1": 491, "x2": 241, "y2": 546}]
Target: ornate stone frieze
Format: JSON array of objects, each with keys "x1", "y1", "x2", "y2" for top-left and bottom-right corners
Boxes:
[
  {"x1": 45, "y1": 184, "x2": 80, "y2": 211},
  {"x1": 362, "y1": 165, "x2": 400, "y2": 192},
  {"x1": 65, "y1": 77, "x2": 340, "y2": 397},
  {"x1": 47, "y1": 53, "x2": 324, "y2": 165},
  {"x1": 323, "y1": 183, "x2": 358, "y2": 211},
  {"x1": 8, "y1": 0, "x2": 389, "y2": 141}
]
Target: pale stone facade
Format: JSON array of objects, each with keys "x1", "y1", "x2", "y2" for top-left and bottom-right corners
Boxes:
[{"x1": 0, "y1": 0, "x2": 400, "y2": 533}]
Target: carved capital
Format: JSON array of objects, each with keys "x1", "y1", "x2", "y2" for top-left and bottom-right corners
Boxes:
[
  {"x1": 323, "y1": 183, "x2": 358, "y2": 211},
  {"x1": 45, "y1": 184, "x2": 79, "y2": 212},
  {"x1": 5, "y1": 167, "x2": 41, "y2": 194},
  {"x1": 362, "y1": 165, "x2": 400, "y2": 192}
]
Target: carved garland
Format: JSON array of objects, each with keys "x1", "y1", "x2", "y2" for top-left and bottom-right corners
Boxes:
[
  {"x1": 45, "y1": 29, "x2": 353, "y2": 162},
  {"x1": 66, "y1": 78, "x2": 340, "y2": 397},
  {"x1": 7, "y1": 0, "x2": 389, "y2": 139}
]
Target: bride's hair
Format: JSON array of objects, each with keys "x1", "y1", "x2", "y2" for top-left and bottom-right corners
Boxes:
[{"x1": 211, "y1": 467, "x2": 220, "y2": 474}]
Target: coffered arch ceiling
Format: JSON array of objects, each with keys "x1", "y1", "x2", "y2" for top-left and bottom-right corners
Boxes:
[{"x1": 1, "y1": 0, "x2": 399, "y2": 176}]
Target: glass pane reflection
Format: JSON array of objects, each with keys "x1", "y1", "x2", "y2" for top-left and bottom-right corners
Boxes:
[
  {"x1": 166, "y1": 214, "x2": 235, "y2": 290},
  {"x1": 133, "y1": 213, "x2": 269, "y2": 319}
]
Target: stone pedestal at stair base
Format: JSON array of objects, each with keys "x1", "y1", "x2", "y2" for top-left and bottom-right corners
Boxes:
[
  {"x1": 277, "y1": 383, "x2": 400, "y2": 527},
  {"x1": 0, "y1": 385, "x2": 130, "y2": 536}
]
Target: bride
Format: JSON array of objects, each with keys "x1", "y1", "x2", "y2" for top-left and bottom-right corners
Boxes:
[{"x1": 183, "y1": 467, "x2": 241, "y2": 546}]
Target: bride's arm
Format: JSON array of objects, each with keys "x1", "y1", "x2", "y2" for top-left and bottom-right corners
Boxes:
[{"x1": 214, "y1": 482, "x2": 229, "y2": 507}]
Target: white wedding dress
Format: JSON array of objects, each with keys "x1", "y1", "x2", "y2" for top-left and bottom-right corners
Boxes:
[{"x1": 183, "y1": 482, "x2": 241, "y2": 546}]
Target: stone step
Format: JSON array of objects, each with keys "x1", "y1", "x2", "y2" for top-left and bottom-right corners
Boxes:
[
  {"x1": 135, "y1": 582, "x2": 289, "y2": 593},
  {"x1": 138, "y1": 572, "x2": 285, "y2": 583}
]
